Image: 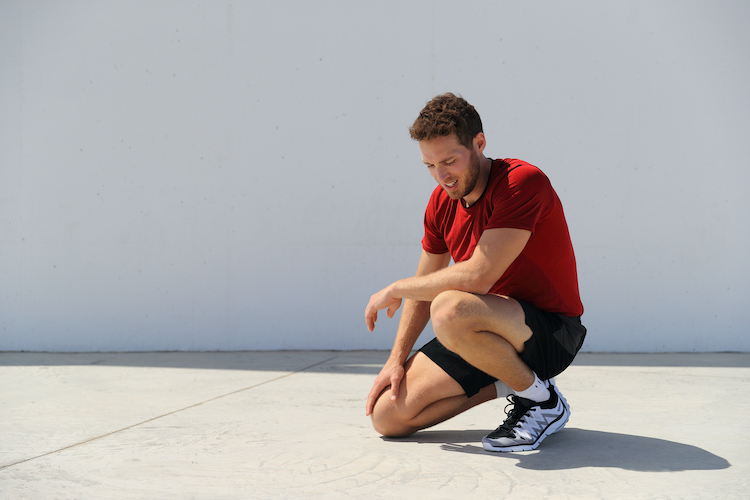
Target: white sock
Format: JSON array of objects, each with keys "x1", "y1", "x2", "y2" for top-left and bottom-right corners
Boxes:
[
  {"x1": 494, "y1": 379, "x2": 512, "y2": 399},
  {"x1": 514, "y1": 373, "x2": 551, "y2": 403}
]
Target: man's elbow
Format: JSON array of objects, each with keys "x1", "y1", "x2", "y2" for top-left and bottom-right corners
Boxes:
[
  {"x1": 474, "y1": 284, "x2": 495, "y2": 296},
  {"x1": 456, "y1": 261, "x2": 501, "y2": 296},
  {"x1": 465, "y1": 277, "x2": 495, "y2": 296}
]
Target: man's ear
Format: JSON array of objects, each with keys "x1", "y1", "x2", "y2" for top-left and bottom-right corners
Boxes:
[{"x1": 474, "y1": 133, "x2": 487, "y2": 154}]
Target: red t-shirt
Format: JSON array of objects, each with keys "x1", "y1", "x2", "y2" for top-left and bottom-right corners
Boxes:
[{"x1": 422, "y1": 158, "x2": 583, "y2": 317}]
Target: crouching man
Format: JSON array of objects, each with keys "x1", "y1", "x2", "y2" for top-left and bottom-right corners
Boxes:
[{"x1": 364, "y1": 93, "x2": 586, "y2": 452}]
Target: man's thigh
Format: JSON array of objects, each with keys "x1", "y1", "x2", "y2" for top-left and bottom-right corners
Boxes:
[{"x1": 432, "y1": 291, "x2": 533, "y2": 352}]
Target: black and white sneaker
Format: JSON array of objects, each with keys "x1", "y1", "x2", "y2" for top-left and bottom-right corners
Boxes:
[{"x1": 482, "y1": 383, "x2": 570, "y2": 452}]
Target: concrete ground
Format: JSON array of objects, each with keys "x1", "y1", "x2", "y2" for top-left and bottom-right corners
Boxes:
[{"x1": 1, "y1": 351, "x2": 748, "y2": 499}]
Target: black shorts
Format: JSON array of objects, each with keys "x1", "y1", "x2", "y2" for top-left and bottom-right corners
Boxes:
[{"x1": 419, "y1": 300, "x2": 587, "y2": 398}]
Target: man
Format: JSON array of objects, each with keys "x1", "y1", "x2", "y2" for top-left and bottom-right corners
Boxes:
[{"x1": 364, "y1": 93, "x2": 586, "y2": 452}]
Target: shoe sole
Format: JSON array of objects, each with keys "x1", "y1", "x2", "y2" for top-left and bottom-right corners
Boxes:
[{"x1": 481, "y1": 406, "x2": 570, "y2": 452}]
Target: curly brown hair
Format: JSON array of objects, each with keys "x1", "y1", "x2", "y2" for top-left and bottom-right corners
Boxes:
[{"x1": 409, "y1": 93, "x2": 483, "y2": 149}]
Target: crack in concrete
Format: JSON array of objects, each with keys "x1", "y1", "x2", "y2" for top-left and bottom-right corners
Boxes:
[{"x1": 0, "y1": 355, "x2": 339, "y2": 471}]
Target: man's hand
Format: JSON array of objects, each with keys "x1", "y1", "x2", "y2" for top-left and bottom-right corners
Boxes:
[
  {"x1": 365, "y1": 359, "x2": 405, "y2": 416},
  {"x1": 364, "y1": 284, "x2": 403, "y2": 332}
]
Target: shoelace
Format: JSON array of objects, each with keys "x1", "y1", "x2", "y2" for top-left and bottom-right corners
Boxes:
[{"x1": 498, "y1": 395, "x2": 534, "y2": 432}]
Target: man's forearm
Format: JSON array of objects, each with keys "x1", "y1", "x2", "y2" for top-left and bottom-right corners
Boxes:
[
  {"x1": 365, "y1": 249, "x2": 451, "y2": 334},
  {"x1": 387, "y1": 228, "x2": 533, "y2": 304},
  {"x1": 389, "y1": 259, "x2": 494, "y2": 303},
  {"x1": 388, "y1": 298, "x2": 432, "y2": 365}
]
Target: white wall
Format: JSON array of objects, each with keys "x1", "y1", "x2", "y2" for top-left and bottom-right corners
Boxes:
[{"x1": 1, "y1": 1, "x2": 748, "y2": 352}]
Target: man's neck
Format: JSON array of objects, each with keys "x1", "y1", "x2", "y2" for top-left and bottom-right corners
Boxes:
[{"x1": 462, "y1": 156, "x2": 492, "y2": 208}]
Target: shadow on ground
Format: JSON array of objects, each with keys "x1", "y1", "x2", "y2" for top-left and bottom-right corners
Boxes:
[{"x1": 386, "y1": 427, "x2": 730, "y2": 472}]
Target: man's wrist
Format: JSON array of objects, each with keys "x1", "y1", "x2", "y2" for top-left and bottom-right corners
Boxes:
[
  {"x1": 387, "y1": 349, "x2": 410, "y2": 366},
  {"x1": 387, "y1": 281, "x2": 402, "y2": 299},
  {"x1": 389, "y1": 277, "x2": 415, "y2": 301}
]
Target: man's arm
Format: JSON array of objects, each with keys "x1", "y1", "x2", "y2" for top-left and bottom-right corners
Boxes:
[
  {"x1": 365, "y1": 227, "x2": 531, "y2": 331},
  {"x1": 365, "y1": 250, "x2": 450, "y2": 416}
]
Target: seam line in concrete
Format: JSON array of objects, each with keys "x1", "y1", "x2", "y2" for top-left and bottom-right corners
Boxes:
[{"x1": 0, "y1": 355, "x2": 339, "y2": 471}]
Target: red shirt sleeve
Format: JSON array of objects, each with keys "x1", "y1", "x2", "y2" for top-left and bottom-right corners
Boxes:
[
  {"x1": 422, "y1": 187, "x2": 450, "y2": 255},
  {"x1": 485, "y1": 162, "x2": 553, "y2": 234}
]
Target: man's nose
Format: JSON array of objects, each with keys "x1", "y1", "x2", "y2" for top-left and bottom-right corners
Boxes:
[{"x1": 436, "y1": 166, "x2": 450, "y2": 182}]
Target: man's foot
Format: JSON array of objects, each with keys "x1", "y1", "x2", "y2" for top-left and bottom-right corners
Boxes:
[{"x1": 482, "y1": 383, "x2": 570, "y2": 452}]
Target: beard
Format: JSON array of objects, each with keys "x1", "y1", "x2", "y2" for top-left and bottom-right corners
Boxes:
[{"x1": 447, "y1": 150, "x2": 482, "y2": 201}]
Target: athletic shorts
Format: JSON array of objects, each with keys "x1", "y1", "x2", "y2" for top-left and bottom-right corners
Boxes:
[{"x1": 419, "y1": 300, "x2": 587, "y2": 398}]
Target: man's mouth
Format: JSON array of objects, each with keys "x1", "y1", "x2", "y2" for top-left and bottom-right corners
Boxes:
[{"x1": 445, "y1": 180, "x2": 457, "y2": 188}]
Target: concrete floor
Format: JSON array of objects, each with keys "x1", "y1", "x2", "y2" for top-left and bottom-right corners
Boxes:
[{"x1": 1, "y1": 351, "x2": 748, "y2": 499}]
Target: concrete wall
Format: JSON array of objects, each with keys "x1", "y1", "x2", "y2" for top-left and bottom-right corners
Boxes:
[{"x1": 1, "y1": 1, "x2": 748, "y2": 352}]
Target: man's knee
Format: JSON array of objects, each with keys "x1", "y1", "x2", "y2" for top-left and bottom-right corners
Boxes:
[
  {"x1": 369, "y1": 397, "x2": 416, "y2": 438},
  {"x1": 430, "y1": 290, "x2": 475, "y2": 351}
]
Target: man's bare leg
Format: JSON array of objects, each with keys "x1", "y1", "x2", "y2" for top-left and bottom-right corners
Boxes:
[
  {"x1": 430, "y1": 291, "x2": 537, "y2": 391},
  {"x1": 370, "y1": 291, "x2": 544, "y2": 438},
  {"x1": 426, "y1": 291, "x2": 575, "y2": 453},
  {"x1": 369, "y1": 351, "x2": 496, "y2": 438}
]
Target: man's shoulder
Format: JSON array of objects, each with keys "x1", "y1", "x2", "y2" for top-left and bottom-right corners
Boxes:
[
  {"x1": 501, "y1": 158, "x2": 546, "y2": 177},
  {"x1": 493, "y1": 159, "x2": 550, "y2": 190}
]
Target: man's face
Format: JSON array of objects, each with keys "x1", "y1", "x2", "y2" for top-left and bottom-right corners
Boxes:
[{"x1": 419, "y1": 134, "x2": 482, "y2": 202}]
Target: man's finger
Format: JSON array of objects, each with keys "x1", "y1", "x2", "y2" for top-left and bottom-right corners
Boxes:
[
  {"x1": 365, "y1": 385, "x2": 378, "y2": 415},
  {"x1": 365, "y1": 309, "x2": 377, "y2": 331},
  {"x1": 386, "y1": 298, "x2": 402, "y2": 319},
  {"x1": 365, "y1": 379, "x2": 388, "y2": 415},
  {"x1": 389, "y1": 372, "x2": 401, "y2": 401}
]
